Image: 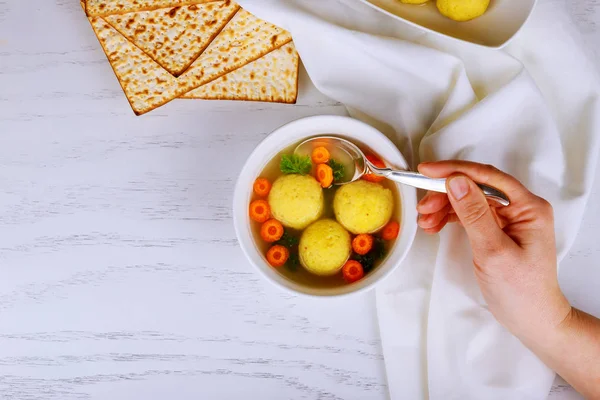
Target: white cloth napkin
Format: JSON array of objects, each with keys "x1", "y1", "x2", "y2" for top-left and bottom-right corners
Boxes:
[{"x1": 237, "y1": 0, "x2": 600, "y2": 398}]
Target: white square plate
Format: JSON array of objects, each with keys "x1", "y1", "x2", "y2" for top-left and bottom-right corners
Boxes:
[{"x1": 357, "y1": 0, "x2": 537, "y2": 48}]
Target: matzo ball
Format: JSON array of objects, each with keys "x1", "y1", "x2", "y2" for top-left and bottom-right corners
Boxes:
[
  {"x1": 436, "y1": 0, "x2": 490, "y2": 22},
  {"x1": 334, "y1": 180, "x2": 393, "y2": 234},
  {"x1": 268, "y1": 174, "x2": 324, "y2": 230},
  {"x1": 299, "y1": 219, "x2": 352, "y2": 276}
]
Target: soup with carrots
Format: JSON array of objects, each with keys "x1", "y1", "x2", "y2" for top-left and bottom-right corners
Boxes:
[{"x1": 248, "y1": 137, "x2": 401, "y2": 288}]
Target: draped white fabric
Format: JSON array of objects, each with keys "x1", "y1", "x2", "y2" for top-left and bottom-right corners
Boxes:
[{"x1": 237, "y1": 0, "x2": 600, "y2": 398}]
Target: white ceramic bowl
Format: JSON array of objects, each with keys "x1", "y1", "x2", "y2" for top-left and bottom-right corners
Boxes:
[
  {"x1": 233, "y1": 115, "x2": 418, "y2": 297},
  {"x1": 358, "y1": 0, "x2": 537, "y2": 48}
]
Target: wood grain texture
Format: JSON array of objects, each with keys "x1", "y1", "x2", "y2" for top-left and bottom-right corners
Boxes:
[{"x1": 0, "y1": 1, "x2": 598, "y2": 399}]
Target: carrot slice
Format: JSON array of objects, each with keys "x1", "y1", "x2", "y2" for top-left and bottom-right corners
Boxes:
[
  {"x1": 260, "y1": 219, "x2": 284, "y2": 243},
  {"x1": 316, "y1": 163, "x2": 334, "y2": 188},
  {"x1": 352, "y1": 234, "x2": 374, "y2": 255},
  {"x1": 253, "y1": 178, "x2": 271, "y2": 197},
  {"x1": 311, "y1": 146, "x2": 330, "y2": 164},
  {"x1": 266, "y1": 245, "x2": 289, "y2": 268},
  {"x1": 362, "y1": 154, "x2": 386, "y2": 183},
  {"x1": 342, "y1": 260, "x2": 364, "y2": 283},
  {"x1": 249, "y1": 199, "x2": 270, "y2": 223},
  {"x1": 381, "y1": 221, "x2": 400, "y2": 240}
]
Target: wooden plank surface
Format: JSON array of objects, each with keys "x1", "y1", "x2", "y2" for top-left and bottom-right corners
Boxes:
[{"x1": 0, "y1": 1, "x2": 598, "y2": 399}]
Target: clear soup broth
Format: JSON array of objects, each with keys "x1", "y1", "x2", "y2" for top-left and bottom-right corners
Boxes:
[{"x1": 249, "y1": 137, "x2": 402, "y2": 289}]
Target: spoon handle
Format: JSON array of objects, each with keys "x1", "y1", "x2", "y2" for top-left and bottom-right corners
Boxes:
[{"x1": 380, "y1": 169, "x2": 510, "y2": 207}]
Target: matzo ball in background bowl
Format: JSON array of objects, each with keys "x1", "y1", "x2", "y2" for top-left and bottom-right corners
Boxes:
[
  {"x1": 233, "y1": 115, "x2": 418, "y2": 297},
  {"x1": 358, "y1": 0, "x2": 537, "y2": 48}
]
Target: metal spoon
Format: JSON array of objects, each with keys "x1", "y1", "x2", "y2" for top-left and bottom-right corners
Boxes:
[{"x1": 295, "y1": 136, "x2": 510, "y2": 206}]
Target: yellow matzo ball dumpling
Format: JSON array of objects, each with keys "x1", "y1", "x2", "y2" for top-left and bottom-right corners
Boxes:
[
  {"x1": 334, "y1": 180, "x2": 393, "y2": 235},
  {"x1": 436, "y1": 0, "x2": 490, "y2": 22},
  {"x1": 268, "y1": 174, "x2": 324, "y2": 230},
  {"x1": 299, "y1": 219, "x2": 352, "y2": 276}
]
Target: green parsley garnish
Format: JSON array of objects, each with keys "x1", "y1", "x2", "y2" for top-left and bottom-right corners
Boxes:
[
  {"x1": 275, "y1": 230, "x2": 299, "y2": 249},
  {"x1": 275, "y1": 229, "x2": 300, "y2": 271},
  {"x1": 352, "y1": 237, "x2": 386, "y2": 273},
  {"x1": 286, "y1": 253, "x2": 300, "y2": 272},
  {"x1": 328, "y1": 158, "x2": 345, "y2": 183},
  {"x1": 280, "y1": 154, "x2": 312, "y2": 175}
]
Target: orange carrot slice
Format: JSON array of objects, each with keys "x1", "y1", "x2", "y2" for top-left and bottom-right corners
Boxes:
[
  {"x1": 342, "y1": 260, "x2": 364, "y2": 283},
  {"x1": 311, "y1": 146, "x2": 330, "y2": 164},
  {"x1": 352, "y1": 234, "x2": 374, "y2": 255},
  {"x1": 249, "y1": 199, "x2": 270, "y2": 223},
  {"x1": 381, "y1": 221, "x2": 400, "y2": 240},
  {"x1": 253, "y1": 178, "x2": 271, "y2": 197},
  {"x1": 362, "y1": 154, "x2": 386, "y2": 183},
  {"x1": 266, "y1": 245, "x2": 289, "y2": 268},
  {"x1": 260, "y1": 219, "x2": 284, "y2": 243},
  {"x1": 316, "y1": 163, "x2": 334, "y2": 188}
]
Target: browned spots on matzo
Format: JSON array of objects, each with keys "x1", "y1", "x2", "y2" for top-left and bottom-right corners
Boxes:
[
  {"x1": 105, "y1": 0, "x2": 239, "y2": 76},
  {"x1": 181, "y1": 42, "x2": 298, "y2": 104},
  {"x1": 90, "y1": 11, "x2": 296, "y2": 114}
]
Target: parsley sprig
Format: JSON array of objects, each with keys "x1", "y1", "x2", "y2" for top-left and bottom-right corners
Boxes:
[
  {"x1": 280, "y1": 154, "x2": 312, "y2": 175},
  {"x1": 328, "y1": 158, "x2": 345, "y2": 183}
]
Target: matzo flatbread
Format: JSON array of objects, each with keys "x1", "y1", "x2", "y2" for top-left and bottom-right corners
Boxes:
[
  {"x1": 182, "y1": 9, "x2": 292, "y2": 85},
  {"x1": 105, "y1": 1, "x2": 239, "y2": 76},
  {"x1": 181, "y1": 42, "x2": 299, "y2": 103},
  {"x1": 86, "y1": 0, "x2": 217, "y2": 17},
  {"x1": 89, "y1": 9, "x2": 292, "y2": 115},
  {"x1": 90, "y1": 17, "x2": 185, "y2": 114}
]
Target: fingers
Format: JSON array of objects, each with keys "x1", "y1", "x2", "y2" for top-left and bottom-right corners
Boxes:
[
  {"x1": 417, "y1": 192, "x2": 449, "y2": 214},
  {"x1": 422, "y1": 214, "x2": 460, "y2": 235},
  {"x1": 417, "y1": 192, "x2": 456, "y2": 234},
  {"x1": 446, "y1": 174, "x2": 512, "y2": 254},
  {"x1": 418, "y1": 161, "x2": 531, "y2": 205},
  {"x1": 418, "y1": 203, "x2": 451, "y2": 229}
]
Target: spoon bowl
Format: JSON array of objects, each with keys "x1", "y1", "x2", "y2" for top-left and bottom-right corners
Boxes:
[
  {"x1": 295, "y1": 136, "x2": 367, "y2": 184},
  {"x1": 295, "y1": 136, "x2": 510, "y2": 206}
]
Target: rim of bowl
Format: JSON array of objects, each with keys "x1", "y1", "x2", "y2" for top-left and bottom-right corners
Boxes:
[{"x1": 233, "y1": 115, "x2": 418, "y2": 298}]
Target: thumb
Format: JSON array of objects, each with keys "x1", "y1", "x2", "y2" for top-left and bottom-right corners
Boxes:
[{"x1": 446, "y1": 174, "x2": 507, "y2": 255}]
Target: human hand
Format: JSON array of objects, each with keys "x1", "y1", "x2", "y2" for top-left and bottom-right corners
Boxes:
[{"x1": 416, "y1": 161, "x2": 571, "y2": 340}]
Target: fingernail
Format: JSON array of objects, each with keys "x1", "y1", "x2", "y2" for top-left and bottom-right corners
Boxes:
[{"x1": 449, "y1": 176, "x2": 469, "y2": 200}]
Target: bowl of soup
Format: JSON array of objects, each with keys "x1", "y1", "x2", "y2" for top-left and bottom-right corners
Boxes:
[
  {"x1": 358, "y1": 0, "x2": 537, "y2": 48},
  {"x1": 233, "y1": 115, "x2": 418, "y2": 297}
]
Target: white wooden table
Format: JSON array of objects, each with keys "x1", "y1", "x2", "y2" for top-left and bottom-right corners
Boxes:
[{"x1": 1, "y1": 1, "x2": 598, "y2": 399}]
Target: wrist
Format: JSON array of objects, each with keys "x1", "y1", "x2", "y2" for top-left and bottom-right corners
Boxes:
[{"x1": 514, "y1": 292, "x2": 572, "y2": 349}]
